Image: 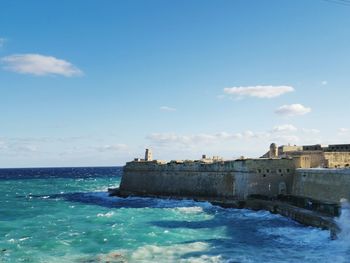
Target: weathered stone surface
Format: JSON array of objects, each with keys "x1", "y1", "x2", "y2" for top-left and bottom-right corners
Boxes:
[
  {"x1": 120, "y1": 159, "x2": 295, "y2": 199},
  {"x1": 293, "y1": 168, "x2": 350, "y2": 203}
]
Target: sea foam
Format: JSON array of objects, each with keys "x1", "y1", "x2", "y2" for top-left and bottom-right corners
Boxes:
[{"x1": 129, "y1": 242, "x2": 222, "y2": 263}]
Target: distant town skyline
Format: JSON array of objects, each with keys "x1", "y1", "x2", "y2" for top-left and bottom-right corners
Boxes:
[{"x1": 1, "y1": 0, "x2": 350, "y2": 167}]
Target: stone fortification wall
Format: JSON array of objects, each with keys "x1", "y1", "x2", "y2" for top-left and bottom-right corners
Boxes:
[
  {"x1": 120, "y1": 161, "x2": 236, "y2": 198},
  {"x1": 291, "y1": 151, "x2": 326, "y2": 168},
  {"x1": 233, "y1": 159, "x2": 295, "y2": 198},
  {"x1": 324, "y1": 152, "x2": 350, "y2": 168},
  {"x1": 119, "y1": 158, "x2": 296, "y2": 200},
  {"x1": 293, "y1": 168, "x2": 350, "y2": 203}
]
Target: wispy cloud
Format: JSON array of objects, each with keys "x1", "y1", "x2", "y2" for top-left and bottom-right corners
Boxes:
[
  {"x1": 301, "y1": 128, "x2": 320, "y2": 134},
  {"x1": 0, "y1": 38, "x2": 6, "y2": 48},
  {"x1": 223, "y1": 85, "x2": 294, "y2": 99},
  {"x1": 321, "y1": 80, "x2": 328, "y2": 85},
  {"x1": 272, "y1": 124, "x2": 297, "y2": 132},
  {"x1": 275, "y1": 104, "x2": 311, "y2": 116},
  {"x1": 338, "y1": 128, "x2": 350, "y2": 135},
  {"x1": 146, "y1": 130, "x2": 268, "y2": 147},
  {"x1": 146, "y1": 123, "x2": 322, "y2": 153},
  {"x1": 160, "y1": 106, "x2": 177, "y2": 112},
  {"x1": 95, "y1": 144, "x2": 128, "y2": 152},
  {"x1": 1, "y1": 53, "x2": 83, "y2": 77},
  {"x1": 0, "y1": 139, "x2": 38, "y2": 155}
]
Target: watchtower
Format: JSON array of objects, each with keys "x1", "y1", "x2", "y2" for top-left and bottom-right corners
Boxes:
[
  {"x1": 269, "y1": 143, "x2": 278, "y2": 158},
  {"x1": 145, "y1": 149, "x2": 153, "y2": 161}
]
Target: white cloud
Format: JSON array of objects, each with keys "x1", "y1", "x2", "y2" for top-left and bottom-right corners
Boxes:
[
  {"x1": 338, "y1": 128, "x2": 350, "y2": 135},
  {"x1": 95, "y1": 144, "x2": 128, "y2": 152},
  {"x1": 0, "y1": 38, "x2": 6, "y2": 48},
  {"x1": 275, "y1": 104, "x2": 311, "y2": 116},
  {"x1": 146, "y1": 123, "x2": 323, "y2": 156},
  {"x1": 160, "y1": 106, "x2": 177, "y2": 112},
  {"x1": 301, "y1": 128, "x2": 320, "y2": 134},
  {"x1": 321, "y1": 80, "x2": 328, "y2": 85},
  {"x1": 1, "y1": 54, "x2": 82, "y2": 76},
  {"x1": 147, "y1": 133, "x2": 209, "y2": 146},
  {"x1": 0, "y1": 139, "x2": 38, "y2": 155},
  {"x1": 223, "y1": 85, "x2": 294, "y2": 99},
  {"x1": 273, "y1": 124, "x2": 297, "y2": 132},
  {"x1": 147, "y1": 130, "x2": 270, "y2": 148}
]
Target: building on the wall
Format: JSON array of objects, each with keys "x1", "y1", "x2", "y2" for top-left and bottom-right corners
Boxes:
[
  {"x1": 278, "y1": 145, "x2": 303, "y2": 156},
  {"x1": 326, "y1": 144, "x2": 350, "y2": 152},
  {"x1": 261, "y1": 143, "x2": 350, "y2": 168}
]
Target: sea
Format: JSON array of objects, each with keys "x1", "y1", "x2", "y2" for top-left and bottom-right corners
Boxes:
[{"x1": 1, "y1": 166, "x2": 350, "y2": 263}]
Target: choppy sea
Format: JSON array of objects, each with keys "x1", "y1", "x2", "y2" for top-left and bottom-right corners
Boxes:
[{"x1": 1, "y1": 167, "x2": 350, "y2": 263}]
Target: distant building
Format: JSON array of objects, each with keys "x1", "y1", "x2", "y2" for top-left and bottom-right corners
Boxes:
[{"x1": 261, "y1": 143, "x2": 350, "y2": 168}]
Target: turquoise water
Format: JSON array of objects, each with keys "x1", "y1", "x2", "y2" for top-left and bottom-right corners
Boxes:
[{"x1": 1, "y1": 167, "x2": 349, "y2": 263}]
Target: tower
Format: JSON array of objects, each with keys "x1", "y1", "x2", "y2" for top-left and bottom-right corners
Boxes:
[
  {"x1": 145, "y1": 148, "x2": 153, "y2": 161},
  {"x1": 269, "y1": 143, "x2": 278, "y2": 158}
]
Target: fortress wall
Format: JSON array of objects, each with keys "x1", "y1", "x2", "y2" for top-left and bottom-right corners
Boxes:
[
  {"x1": 119, "y1": 161, "x2": 236, "y2": 198},
  {"x1": 119, "y1": 158, "x2": 296, "y2": 200},
  {"x1": 234, "y1": 159, "x2": 295, "y2": 198},
  {"x1": 293, "y1": 168, "x2": 350, "y2": 203},
  {"x1": 324, "y1": 152, "x2": 350, "y2": 168},
  {"x1": 287, "y1": 151, "x2": 325, "y2": 168}
]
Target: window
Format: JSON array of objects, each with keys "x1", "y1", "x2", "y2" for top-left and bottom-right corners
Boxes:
[
  {"x1": 257, "y1": 169, "x2": 262, "y2": 173},
  {"x1": 286, "y1": 169, "x2": 290, "y2": 173},
  {"x1": 278, "y1": 169, "x2": 282, "y2": 173},
  {"x1": 266, "y1": 169, "x2": 270, "y2": 173},
  {"x1": 263, "y1": 174, "x2": 266, "y2": 178},
  {"x1": 280, "y1": 174, "x2": 283, "y2": 177}
]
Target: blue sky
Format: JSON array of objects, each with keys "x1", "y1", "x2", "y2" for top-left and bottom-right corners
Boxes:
[{"x1": 1, "y1": 0, "x2": 350, "y2": 167}]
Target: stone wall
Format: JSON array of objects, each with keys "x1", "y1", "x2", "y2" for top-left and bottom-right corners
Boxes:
[
  {"x1": 233, "y1": 159, "x2": 295, "y2": 198},
  {"x1": 120, "y1": 161, "x2": 236, "y2": 198},
  {"x1": 293, "y1": 168, "x2": 350, "y2": 203},
  {"x1": 324, "y1": 152, "x2": 350, "y2": 168},
  {"x1": 291, "y1": 151, "x2": 326, "y2": 168},
  {"x1": 119, "y1": 158, "x2": 296, "y2": 200}
]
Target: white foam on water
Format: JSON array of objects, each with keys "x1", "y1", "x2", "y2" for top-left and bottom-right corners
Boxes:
[
  {"x1": 258, "y1": 222, "x2": 350, "y2": 263},
  {"x1": 241, "y1": 209, "x2": 279, "y2": 218},
  {"x1": 259, "y1": 226, "x2": 329, "y2": 246},
  {"x1": 336, "y1": 199, "x2": 350, "y2": 240},
  {"x1": 330, "y1": 198, "x2": 350, "y2": 262},
  {"x1": 18, "y1": 237, "x2": 30, "y2": 242},
  {"x1": 36, "y1": 253, "x2": 91, "y2": 263},
  {"x1": 175, "y1": 206, "x2": 204, "y2": 214},
  {"x1": 97, "y1": 211, "x2": 114, "y2": 217},
  {"x1": 128, "y1": 241, "x2": 223, "y2": 263}
]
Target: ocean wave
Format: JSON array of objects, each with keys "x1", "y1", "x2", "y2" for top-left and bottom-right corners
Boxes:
[
  {"x1": 97, "y1": 211, "x2": 114, "y2": 218},
  {"x1": 175, "y1": 206, "x2": 204, "y2": 214},
  {"x1": 259, "y1": 226, "x2": 329, "y2": 245},
  {"x1": 129, "y1": 241, "x2": 222, "y2": 263}
]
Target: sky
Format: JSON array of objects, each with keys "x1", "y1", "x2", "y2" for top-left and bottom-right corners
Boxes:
[{"x1": 1, "y1": 0, "x2": 350, "y2": 168}]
